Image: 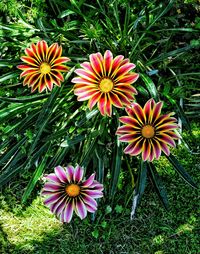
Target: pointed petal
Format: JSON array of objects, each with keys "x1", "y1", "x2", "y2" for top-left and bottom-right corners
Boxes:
[
  {"x1": 82, "y1": 173, "x2": 96, "y2": 187},
  {"x1": 75, "y1": 199, "x2": 87, "y2": 220},
  {"x1": 103, "y1": 50, "x2": 113, "y2": 76},
  {"x1": 73, "y1": 165, "x2": 84, "y2": 182},
  {"x1": 55, "y1": 166, "x2": 68, "y2": 183},
  {"x1": 65, "y1": 165, "x2": 75, "y2": 183}
]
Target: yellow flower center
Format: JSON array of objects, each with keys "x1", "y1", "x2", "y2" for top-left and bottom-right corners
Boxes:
[
  {"x1": 65, "y1": 184, "x2": 80, "y2": 197},
  {"x1": 40, "y1": 62, "x2": 51, "y2": 74},
  {"x1": 141, "y1": 125, "x2": 155, "y2": 138},
  {"x1": 99, "y1": 78, "x2": 113, "y2": 92}
]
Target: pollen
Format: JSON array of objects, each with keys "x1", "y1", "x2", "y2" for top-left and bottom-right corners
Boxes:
[
  {"x1": 141, "y1": 125, "x2": 155, "y2": 139},
  {"x1": 40, "y1": 62, "x2": 51, "y2": 74},
  {"x1": 65, "y1": 184, "x2": 80, "y2": 197},
  {"x1": 99, "y1": 78, "x2": 113, "y2": 93}
]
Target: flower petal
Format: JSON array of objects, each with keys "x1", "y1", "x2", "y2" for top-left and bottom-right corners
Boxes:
[
  {"x1": 55, "y1": 166, "x2": 68, "y2": 183},
  {"x1": 65, "y1": 165, "x2": 75, "y2": 183},
  {"x1": 83, "y1": 189, "x2": 103, "y2": 198},
  {"x1": 75, "y1": 199, "x2": 87, "y2": 220},
  {"x1": 73, "y1": 165, "x2": 84, "y2": 182},
  {"x1": 60, "y1": 200, "x2": 74, "y2": 223},
  {"x1": 82, "y1": 173, "x2": 96, "y2": 187}
]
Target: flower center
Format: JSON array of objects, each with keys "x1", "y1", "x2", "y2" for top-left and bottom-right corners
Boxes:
[
  {"x1": 141, "y1": 125, "x2": 155, "y2": 138},
  {"x1": 65, "y1": 184, "x2": 80, "y2": 197},
  {"x1": 40, "y1": 62, "x2": 51, "y2": 74},
  {"x1": 99, "y1": 78, "x2": 113, "y2": 92}
]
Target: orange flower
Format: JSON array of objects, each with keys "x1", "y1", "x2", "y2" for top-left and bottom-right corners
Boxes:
[
  {"x1": 116, "y1": 99, "x2": 181, "y2": 161},
  {"x1": 72, "y1": 50, "x2": 139, "y2": 116},
  {"x1": 17, "y1": 41, "x2": 70, "y2": 93}
]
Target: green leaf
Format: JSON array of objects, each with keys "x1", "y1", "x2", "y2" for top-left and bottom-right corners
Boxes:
[
  {"x1": 92, "y1": 229, "x2": 99, "y2": 239},
  {"x1": 0, "y1": 72, "x2": 19, "y2": 83},
  {"x1": 76, "y1": 109, "x2": 99, "y2": 127},
  {"x1": 136, "y1": 160, "x2": 148, "y2": 203},
  {"x1": 0, "y1": 94, "x2": 47, "y2": 103},
  {"x1": 166, "y1": 154, "x2": 197, "y2": 188},
  {"x1": 115, "y1": 205, "x2": 123, "y2": 214},
  {"x1": 22, "y1": 146, "x2": 51, "y2": 203},
  {"x1": 60, "y1": 135, "x2": 86, "y2": 147},
  {"x1": 140, "y1": 73, "x2": 158, "y2": 100},
  {"x1": 58, "y1": 10, "x2": 75, "y2": 18},
  {"x1": 148, "y1": 162, "x2": 169, "y2": 210},
  {"x1": 110, "y1": 139, "x2": 122, "y2": 198}
]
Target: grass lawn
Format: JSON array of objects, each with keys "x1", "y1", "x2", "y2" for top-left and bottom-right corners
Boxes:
[{"x1": 0, "y1": 123, "x2": 199, "y2": 254}]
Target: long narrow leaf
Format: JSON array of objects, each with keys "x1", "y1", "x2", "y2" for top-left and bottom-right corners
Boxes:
[
  {"x1": 148, "y1": 162, "x2": 169, "y2": 209},
  {"x1": 166, "y1": 154, "x2": 197, "y2": 188}
]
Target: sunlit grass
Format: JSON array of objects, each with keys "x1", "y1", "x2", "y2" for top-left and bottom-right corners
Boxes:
[{"x1": 0, "y1": 123, "x2": 199, "y2": 254}]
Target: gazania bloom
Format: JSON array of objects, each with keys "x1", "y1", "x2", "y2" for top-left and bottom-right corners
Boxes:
[
  {"x1": 17, "y1": 40, "x2": 70, "y2": 93},
  {"x1": 116, "y1": 99, "x2": 180, "y2": 161},
  {"x1": 41, "y1": 165, "x2": 103, "y2": 223},
  {"x1": 72, "y1": 50, "x2": 139, "y2": 116}
]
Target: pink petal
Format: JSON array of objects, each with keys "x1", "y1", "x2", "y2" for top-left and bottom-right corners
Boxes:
[
  {"x1": 46, "y1": 173, "x2": 60, "y2": 183},
  {"x1": 65, "y1": 165, "x2": 75, "y2": 183},
  {"x1": 55, "y1": 166, "x2": 68, "y2": 183},
  {"x1": 75, "y1": 199, "x2": 87, "y2": 220},
  {"x1": 44, "y1": 193, "x2": 61, "y2": 206},
  {"x1": 73, "y1": 165, "x2": 84, "y2": 182},
  {"x1": 60, "y1": 201, "x2": 74, "y2": 223},
  {"x1": 83, "y1": 189, "x2": 103, "y2": 198},
  {"x1": 82, "y1": 173, "x2": 96, "y2": 187},
  {"x1": 103, "y1": 50, "x2": 113, "y2": 75}
]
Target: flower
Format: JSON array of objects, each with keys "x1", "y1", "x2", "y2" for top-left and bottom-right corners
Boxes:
[
  {"x1": 116, "y1": 99, "x2": 180, "y2": 161},
  {"x1": 41, "y1": 165, "x2": 103, "y2": 223},
  {"x1": 72, "y1": 50, "x2": 139, "y2": 116},
  {"x1": 17, "y1": 40, "x2": 70, "y2": 93}
]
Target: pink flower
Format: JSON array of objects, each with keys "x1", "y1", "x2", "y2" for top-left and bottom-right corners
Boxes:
[{"x1": 41, "y1": 165, "x2": 103, "y2": 223}]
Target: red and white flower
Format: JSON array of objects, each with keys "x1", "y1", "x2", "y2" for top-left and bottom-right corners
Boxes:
[
  {"x1": 116, "y1": 99, "x2": 181, "y2": 161},
  {"x1": 17, "y1": 40, "x2": 70, "y2": 93},
  {"x1": 72, "y1": 50, "x2": 139, "y2": 116}
]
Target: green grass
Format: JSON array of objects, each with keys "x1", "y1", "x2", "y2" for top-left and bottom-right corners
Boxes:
[{"x1": 0, "y1": 123, "x2": 199, "y2": 254}]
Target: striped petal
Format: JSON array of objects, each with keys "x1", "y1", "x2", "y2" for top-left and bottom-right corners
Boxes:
[
  {"x1": 75, "y1": 199, "x2": 87, "y2": 220},
  {"x1": 116, "y1": 125, "x2": 135, "y2": 134},
  {"x1": 88, "y1": 92, "x2": 102, "y2": 110},
  {"x1": 83, "y1": 189, "x2": 103, "y2": 198},
  {"x1": 82, "y1": 194, "x2": 97, "y2": 209},
  {"x1": 117, "y1": 73, "x2": 139, "y2": 84},
  {"x1": 60, "y1": 201, "x2": 74, "y2": 223},
  {"x1": 73, "y1": 165, "x2": 84, "y2": 182},
  {"x1": 124, "y1": 138, "x2": 143, "y2": 156},
  {"x1": 98, "y1": 93, "x2": 107, "y2": 116},
  {"x1": 46, "y1": 173, "x2": 60, "y2": 183},
  {"x1": 82, "y1": 173, "x2": 95, "y2": 187},
  {"x1": 65, "y1": 165, "x2": 75, "y2": 182},
  {"x1": 103, "y1": 50, "x2": 113, "y2": 76},
  {"x1": 44, "y1": 193, "x2": 61, "y2": 206},
  {"x1": 55, "y1": 166, "x2": 68, "y2": 183},
  {"x1": 90, "y1": 52, "x2": 103, "y2": 77},
  {"x1": 142, "y1": 139, "x2": 151, "y2": 161}
]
